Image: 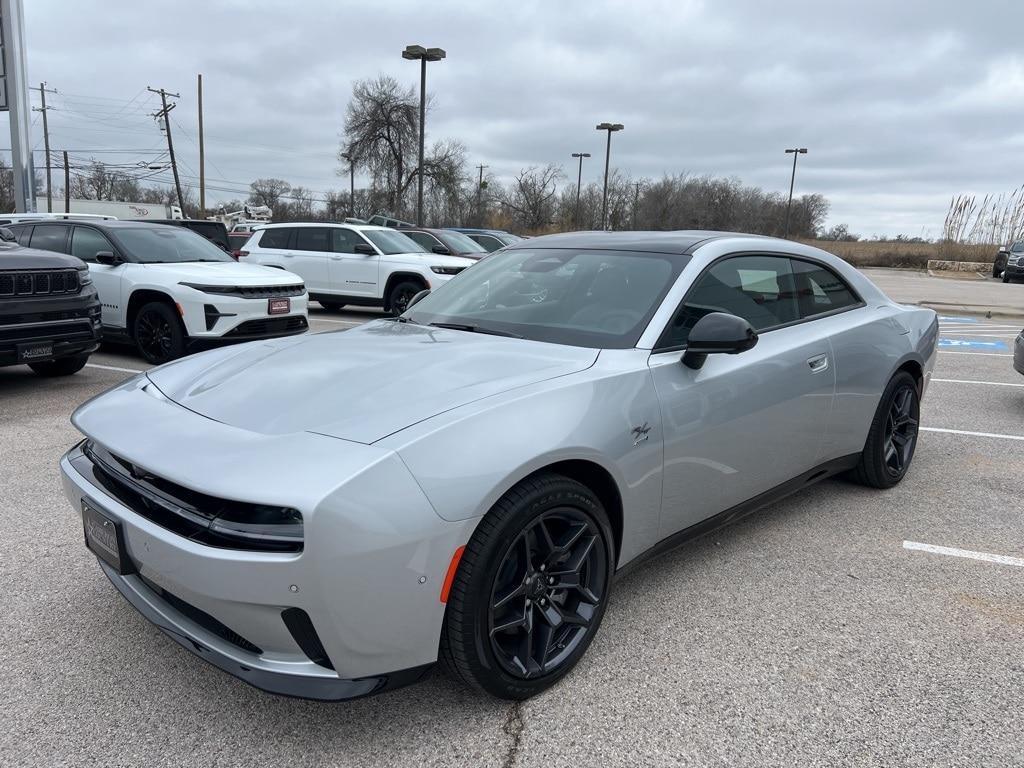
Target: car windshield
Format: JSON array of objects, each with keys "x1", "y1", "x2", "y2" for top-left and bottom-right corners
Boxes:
[
  {"x1": 363, "y1": 229, "x2": 427, "y2": 254},
  {"x1": 441, "y1": 231, "x2": 488, "y2": 254},
  {"x1": 1012, "y1": 241, "x2": 1024, "y2": 253},
  {"x1": 405, "y1": 248, "x2": 685, "y2": 349},
  {"x1": 114, "y1": 227, "x2": 233, "y2": 263}
]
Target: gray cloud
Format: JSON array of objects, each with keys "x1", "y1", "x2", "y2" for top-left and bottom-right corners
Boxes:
[{"x1": 15, "y1": 0, "x2": 1024, "y2": 235}]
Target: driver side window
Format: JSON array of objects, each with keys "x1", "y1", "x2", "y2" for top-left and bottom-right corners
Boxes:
[
  {"x1": 70, "y1": 227, "x2": 114, "y2": 263},
  {"x1": 659, "y1": 255, "x2": 799, "y2": 349}
]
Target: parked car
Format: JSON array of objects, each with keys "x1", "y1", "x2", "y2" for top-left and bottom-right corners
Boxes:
[
  {"x1": 6, "y1": 220, "x2": 308, "y2": 364},
  {"x1": 993, "y1": 245, "x2": 1009, "y2": 278},
  {"x1": 366, "y1": 213, "x2": 414, "y2": 229},
  {"x1": 1001, "y1": 241, "x2": 1024, "y2": 283},
  {"x1": 60, "y1": 230, "x2": 937, "y2": 702},
  {"x1": 448, "y1": 227, "x2": 523, "y2": 252},
  {"x1": 149, "y1": 219, "x2": 232, "y2": 252},
  {"x1": 0, "y1": 228, "x2": 101, "y2": 376},
  {"x1": 402, "y1": 228, "x2": 490, "y2": 259},
  {"x1": 240, "y1": 222, "x2": 475, "y2": 314}
]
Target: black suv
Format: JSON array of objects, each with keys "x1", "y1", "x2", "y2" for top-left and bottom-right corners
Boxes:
[{"x1": 0, "y1": 228, "x2": 101, "y2": 376}]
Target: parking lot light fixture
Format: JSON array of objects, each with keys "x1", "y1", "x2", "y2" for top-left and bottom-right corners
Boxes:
[
  {"x1": 596, "y1": 123, "x2": 624, "y2": 230},
  {"x1": 571, "y1": 152, "x2": 591, "y2": 230},
  {"x1": 784, "y1": 147, "x2": 808, "y2": 239},
  {"x1": 403, "y1": 45, "x2": 447, "y2": 227}
]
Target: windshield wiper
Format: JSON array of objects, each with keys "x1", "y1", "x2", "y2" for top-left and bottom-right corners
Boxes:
[{"x1": 428, "y1": 322, "x2": 523, "y2": 339}]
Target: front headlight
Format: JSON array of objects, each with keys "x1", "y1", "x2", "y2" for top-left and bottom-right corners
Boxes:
[
  {"x1": 78, "y1": 267, "x2": 93, "y2": 286},
  {"x1": 430, "y1": 266, "x2": 464, "y2": 276}
]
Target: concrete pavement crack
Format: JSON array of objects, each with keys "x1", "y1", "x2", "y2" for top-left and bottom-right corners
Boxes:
[{"x1": 501, "y1": 701, "x2": 525, "y2": 768}]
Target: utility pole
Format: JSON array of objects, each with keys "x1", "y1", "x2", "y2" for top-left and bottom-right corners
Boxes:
[
  {"x1": 571, "y1": 152, "x2": 590, "y2": 230},
  {"x1": 783, "y1": 147, "x2": 807, "y2": 239},
  {"x1": 341, "y1": 151, "x2": 356, "y2": 217},
  {"x1": 62, "y1": 150, "x2": 69, "y2": 213},
  {"x1": 633, "y1": 181, "x2": 640, "y2": 230},
  {"x1": 149, "y1": 86, "x2": 184, "y2": 213},
  {"x1": 197, "y1": 74, "x2": 205, "y2": 216},
  {"x1": 476, "y1": 163, "x2": 487, "y2": 226},
  {"x1": 1, "y1": 0, "x2": 35, "y2": 212},
  {"x1": 32, "y1": 83, "x2": 57, "y2": 212}
]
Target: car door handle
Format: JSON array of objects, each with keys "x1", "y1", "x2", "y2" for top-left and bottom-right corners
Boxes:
[
  {"x1": 282, "y1": 252, "x2": 294, "y2": 258},
  {"x1": 807, "y1": 353, "x2": 829, "y2": 373},
  {"x1": 330, "y1": 254, "x2": 342, "y2": 260}
]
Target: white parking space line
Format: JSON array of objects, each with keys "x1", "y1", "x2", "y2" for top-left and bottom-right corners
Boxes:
[
  {"x1": 931, "y1": 378, "x2": 1024, "y2": 388},
  {"x1": 86, "y1": 363, "x2": 144, "y2": 374},
  {"x1": 920, "y1": 426, "x2": 1024, "y2": 441},
  {"x1": 938, "y1": 351, "x2": 1012, "y2": 357},
  {"x1": 903, "y1": 541, "x2": 1024, "y2": 569}
]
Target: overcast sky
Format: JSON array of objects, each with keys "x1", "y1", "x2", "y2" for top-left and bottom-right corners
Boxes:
[{"x1": 13, "y1": 0, "x2": 1024, "y2": 236}]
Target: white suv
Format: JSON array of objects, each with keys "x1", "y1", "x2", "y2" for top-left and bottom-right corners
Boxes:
[
  {"x1": 9, "y1": 219, "x2": 309, "y2": 364},
  {"x1": 240, "y1": 223, "x2": 475, "y2": 314}
]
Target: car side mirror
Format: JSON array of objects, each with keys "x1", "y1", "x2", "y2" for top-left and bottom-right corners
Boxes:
[
  {"x1": 431, "y1": 245, "x2": 451, "y2": 255},
  {"x1": 353, "y1": 243, "x2": 376, "y2": 255},
  {"x1": 94, "y1": 251, "x2": 120, "y2": 266},
  {"x1": 407, "y1": 289, "x2": 430, "y2": 309},
  {"x1": 682, "y1": 312, "x2": 758, "y2": 370}
]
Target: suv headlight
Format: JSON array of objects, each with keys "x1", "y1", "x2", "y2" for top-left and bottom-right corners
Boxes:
[
  {"x1": 430, "y1": 266, "x2": 464, "y2": 276},
  {"x1": 78, "y1": 267, "x2": 93, "y2": 285}
]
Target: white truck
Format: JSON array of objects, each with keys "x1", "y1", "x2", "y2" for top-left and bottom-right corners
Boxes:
[{"x1": 38, "y1": 199, "x2": 183, "y2": 220}]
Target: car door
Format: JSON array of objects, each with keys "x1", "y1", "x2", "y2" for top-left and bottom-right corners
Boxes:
[
  {"x1": 70, "y1": 225, "x2": 128, "y2": 329},
  {"x1": 27, "y1": 223, "x2": 70, "y2": 255},
  {"x1": 291, "y1": 227, "x2": 332, "y2": 293},
  {"x1": 649, "y1": 254, "x2": 836, "y2": 537},
  {"x1": 470, "y1": 234, "x2": 503, "y2": 252},
  {"x1": 406, "y1": 231, "x2": 446, "y2": 254},
  {"x1": 329, "y1": 228, "x2": 380, "y2": 297}
]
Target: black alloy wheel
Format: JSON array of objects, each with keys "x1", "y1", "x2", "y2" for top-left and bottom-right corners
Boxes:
[
  {"x1": 388, "y1": 281, "x2": 422, "y2": 316},
  {"x1": 488, "y1": 509, "x2": 608, "y2": 679},
  {"x1": 851, "y1": 370, "x2": 920, "y2": 488},
  {"x1": 134, "y1": 302, "x2": 186, "y2": 364}
]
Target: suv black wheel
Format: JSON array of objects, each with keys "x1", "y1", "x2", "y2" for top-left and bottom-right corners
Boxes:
[
  {"x1": 851, "y1": 371, "x2": 920, "y2": 489},
  {"x1": 28, "y1": 353, "x2": 90, "y2": 377},
  {"x1": 387, "y1": 280, "x2": 423, "y2": 316},
  {"x1": 134, "y1": 301, "x2": 186, "y2": 364},
  {"x1": 319, "y1": 300, "x2": 346, "y2": 311},
  {"x1": 441, "y1": 473, "x2": 614, "y2": 700}
]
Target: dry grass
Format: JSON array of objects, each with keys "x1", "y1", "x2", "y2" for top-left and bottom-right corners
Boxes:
[{"x1": 801, "y1": 240, "x2": 996, "y2": 270}]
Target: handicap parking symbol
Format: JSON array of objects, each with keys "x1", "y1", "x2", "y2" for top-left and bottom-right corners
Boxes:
[{"x1": 938, "y1": 338, "x2": 1009, "y2": 350}]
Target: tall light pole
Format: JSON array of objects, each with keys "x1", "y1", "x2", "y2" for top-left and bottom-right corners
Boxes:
[
  {"x1": 571, "y1": 152, "x2": 590, "y2": 230},
  {"x1": 402, "y1": 44, "x2": 446, "y2": 226},
  {"x1": 2, "y1": 0, "x2": 35, "y2": 212},
  {"x1": 596, "y1": 122, "x2": 623, "y2": 230},
  {"x1": 341, "y1": 151, "x2": 355, "y2": 218},
  {"x1": 784, "y1": 147, "x2": 807, "y2": 239}
]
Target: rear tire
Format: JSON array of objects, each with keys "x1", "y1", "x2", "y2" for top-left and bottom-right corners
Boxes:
[
  {"x1": 851, "y1": 371, "x2": 920, "y2": 489},
  {"x1": 1003, "y1": 273, "x2": 1011, "y2": 283},
  {"x1": 29, "y1": 353, "x2": 90, "y2": 377},
  {"x1": 319, "y1": 300, "x2": 346, "y2": 311},
  {"x1": 133, "y1": 301, "x2": 186, "y2": 364},
  {"x1": 387, "y1": 280, "x2": 424, "y2": 316},
  {"x1": 440, "y1": 473, "x2": 614, "y2": 700}
]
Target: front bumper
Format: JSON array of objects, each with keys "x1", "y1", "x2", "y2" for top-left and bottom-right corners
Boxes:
[
  {"x1": 178, "y1": 289, "x2": 310, "y2": 339},
  {"x1": 1004, "y1": 263, "x2": 1024, "y2": 280},
  {"x1": 0, "y1": 290, "x2": 102, "y2": 366}
]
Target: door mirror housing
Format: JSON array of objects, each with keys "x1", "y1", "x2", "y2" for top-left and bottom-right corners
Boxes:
[
  {"x1": 682, "y1": 312, "x2": 758, "y2": 370},
  {"x1": 94, "y1": 251, "x2": 121, "y2": 266},
  {"x1": 353, "y1": 243, "x2": 376, "y2": 255},
  {"x1": 431, "y1": 245, "x2": 451, "y2": 255},
  {"x1": 407, "y1": 288, "x2": 430, "y2": 309}
]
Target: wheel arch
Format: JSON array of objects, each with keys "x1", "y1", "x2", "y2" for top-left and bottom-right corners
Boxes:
[
  {"x1": 126, "y1": 289, "x2": 179, "y2": 337},
  {"x1": 383, "y1": 271, "x2": 429, "y2": 311}
]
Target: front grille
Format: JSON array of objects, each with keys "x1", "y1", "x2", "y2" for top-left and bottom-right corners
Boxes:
[
  {"x1": 0, "y1": 320, "x2": 94, "y2": 344},
  {"x1": 81, "y1": 441, "x2": 303, "y2": 553},
  {"x1": 139, "y1": 575, "x2": 263, "y2": 654},
  {"x1": 0, "y1": 306, "x2": 93, "y2": 327},
  {"x1": 224, "y1": 315, "x2": 308, "y2": 338},
  {"x1": 185, "y1": 283, "x2": 306, "y2": 299},
  {"x1": 0, "y1": 269, "x2": 80, "y2": 297}
]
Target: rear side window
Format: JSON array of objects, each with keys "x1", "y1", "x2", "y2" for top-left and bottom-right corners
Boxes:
[
  {"x1": 29, "y1": 224, "x2": 70, "y2": 253},
  {"x1": 406, "y1": 231, "x2": 442, "y2": 251},
  {"x1": 659, "y1": 255, "x2": 799, "y2": 348},
  {"x1": 295, "y1": 228, "x2": 330, "y2": 252},
  {"x1": 791, "y1": 260, "x2": 860, "y2": 318},
  {"x1": 11, "y1": 225, "x2": 31, "y2": 245},
  {"x1": 331, "y1": 228, "x2": 365, "y2": 253},
  {"x1": 71, "y1": 227, "x2": 115, "y2": 263},
  {"x1": 258, "y1": 228, "x2": 292, "y2": 249}
]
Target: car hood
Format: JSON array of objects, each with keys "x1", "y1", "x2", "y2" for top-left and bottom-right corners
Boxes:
[
  {"x1": 140, "y1": 261, "x2": 301, "y2": 284},
  {"x1": 146, "y1": 320, "x2": 598, "y2": 443}
]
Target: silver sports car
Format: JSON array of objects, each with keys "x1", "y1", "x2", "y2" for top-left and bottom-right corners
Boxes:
[{"x1": 60, "y1": 231, "x2": 938, "y2": 701}]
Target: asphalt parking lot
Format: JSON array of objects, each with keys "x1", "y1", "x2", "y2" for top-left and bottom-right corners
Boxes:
[{"x1": 2, "y1": 293, "x2": 1023, "y2": 766}]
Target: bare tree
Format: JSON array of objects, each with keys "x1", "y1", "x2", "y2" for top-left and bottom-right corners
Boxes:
[
  {"x1": 248, "y1": 178, "x2": 292, "y2": 210},
  {"x1": 499, "y1": 165, "x2": 563, "y2": 231}
]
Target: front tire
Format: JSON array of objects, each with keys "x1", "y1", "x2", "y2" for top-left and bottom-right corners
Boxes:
[
  {"x1": 29, "y1": 353, "x2": 90, "y2": 377},
  {"x1": 133, "y1": 301, "x2": 186, "y2": 364},
  {"x1": 851, "y1": 371, "x2": 920, "y2": 489},
  {"x1": 1003, "y1": 272, "x2": 1011, "y2": 283},
  {"x1": 387, "y1": 280, "x2": 424, "y2": 316},
  {"x1": 441, "y1": 473, "x2": 614, "y2": 700}
]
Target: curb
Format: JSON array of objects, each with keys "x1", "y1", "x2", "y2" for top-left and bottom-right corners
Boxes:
[{"x1": 919, "y1": 301, "x2": 1024, "y2": 320}]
